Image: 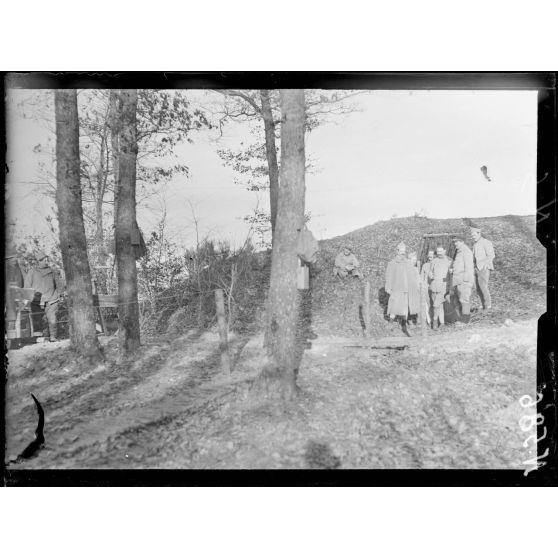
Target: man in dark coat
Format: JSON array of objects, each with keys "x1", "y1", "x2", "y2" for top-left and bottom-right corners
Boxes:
[{"x1": 24, "y1": 250, "x2": 65, "y2": 341}]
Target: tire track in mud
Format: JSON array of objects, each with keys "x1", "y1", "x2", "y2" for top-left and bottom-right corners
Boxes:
[
  {"x1": 36, "y1": 385, "x2": 239, "y2": 468},
  {"x1": 5, "y1": 343, "x2": 174, "y2": 455},
  {"x1": 6, "y1": 341, "x2": 170, "y2": 414},
  {"x1": 8, "y1": 335, "x2": 252, "y2": 469}
]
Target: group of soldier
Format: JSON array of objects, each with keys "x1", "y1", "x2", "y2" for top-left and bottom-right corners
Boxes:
[
  {"x1": 4, "y1": 247, "x2": 64, "y2": 342},
  {"x1": 420, "y1": 227, "x2": 495, "y2": 328},
  {"x1": 333, "y1": 226, "x2": 495, "y2": 334}
]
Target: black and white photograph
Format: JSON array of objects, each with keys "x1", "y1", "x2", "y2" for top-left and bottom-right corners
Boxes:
[{"x1": 2, "y1": 73, "x2": 555, "y2": 481}]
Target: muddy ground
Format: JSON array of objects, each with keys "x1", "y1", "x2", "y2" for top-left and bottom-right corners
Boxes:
[{"x1": 4, "y1": 316, "x2": 537, "y2": 471}]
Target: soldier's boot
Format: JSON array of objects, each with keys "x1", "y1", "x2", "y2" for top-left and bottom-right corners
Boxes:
[{"x1": 400, "y1": 318, "x2": 412, "y2": 337}]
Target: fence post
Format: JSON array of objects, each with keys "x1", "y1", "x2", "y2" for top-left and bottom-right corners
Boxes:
[
  {"x1": 363, "y1": 281, "x2": 371, "y2": 338},
  {"x1": 420, "y1": 281, "x2": 427, "y2": 338},
  {"x1": 215, "y1": 288, "x2": 231, "y2": 374}
]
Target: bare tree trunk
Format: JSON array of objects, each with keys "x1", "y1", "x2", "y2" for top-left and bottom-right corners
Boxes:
[
  {"x1": 114, "y1": 89, "x2": 141, "y2": 356},
  {"x1": 94, "y1": 123, "x2": 108, "y2": 247},
  {"x1": 95, "y1": 194, "x2": 104, "y2": 244},
  {"x1": 215, "y1": 288, "x2": 231, "y2": 375},
  {"x1": 256, "y1": 89, "x2": 306, "y2": 401},
  {"x1": 227, "y1": 262, "x2": 237, "y2": 335},
  {"x1": 109, "y1": 90, "x2": 121, "y2": 217},
  {"x1": 260, "y1": 90, "x2": 279, "y2": 243},
  {"x1": 196, "y1": 257, "x2": 203, "y2": 327},
  {"x1": 54, "y1": 90, "x2": 103, "y2": 361},
  {"x1": 188, "y1": 202, "x2": 204, "y2": 328}
]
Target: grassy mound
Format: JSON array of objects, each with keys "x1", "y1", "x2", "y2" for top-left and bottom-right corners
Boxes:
[{"x1": 310, "y1": 214, "x2": 546, "y2": 337}]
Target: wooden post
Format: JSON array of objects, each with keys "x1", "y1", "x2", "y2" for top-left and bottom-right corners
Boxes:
[
  {"x1": 215, "y1": 289, "x2": 231, "y2": 374},
  {"x1": 92, "y1": 280, "x2": 106, "y2": 335},
  {"x1": 420, "y1": 281, "x2": 427, "y2": 338},
  {"x1": 27, "y1": 302, "x2": 34, "y2": 336},
  {"x1": 363, "y1": 281, "x2": 371, "y2": 338},
  {"x1": 15, "y1": 308, "x2": 22, "y2": 339}
]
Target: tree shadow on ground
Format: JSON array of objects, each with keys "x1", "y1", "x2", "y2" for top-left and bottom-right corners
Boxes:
[
  {"x1": 231, "y1": 337, "x2": 250, "y2": 371},
  {"x1": 294, "y1": 286, "x2": 314, "y2": 380}
]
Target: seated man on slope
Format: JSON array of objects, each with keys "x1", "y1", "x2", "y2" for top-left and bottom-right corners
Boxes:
[{"x1": 333, "y1": 246, "x2": 362, "y2": 279}]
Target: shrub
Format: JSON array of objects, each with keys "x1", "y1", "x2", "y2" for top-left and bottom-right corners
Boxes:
[{"x1": 139, "y1": 238, "x2": 271, "y2": 336}]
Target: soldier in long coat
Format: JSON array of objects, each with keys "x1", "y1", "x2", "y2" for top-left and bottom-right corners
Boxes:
[{"x1": 385, "y1": 242, "x2": 420, "y2": 334}]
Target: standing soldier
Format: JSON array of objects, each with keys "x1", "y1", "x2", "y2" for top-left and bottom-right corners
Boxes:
[
  {"x1": 470, "y1": 227, "x2": 495, "y2": 311},
  {"x1": 450, "y1": 238, "x2": 475, "y2": 324},
  {"x1": 429, "y1": 246, "x2": 452, "y2": 329},
  {"x1": 421, "y1": 249, "x2": 435, "y2": 284},
  {"x1": 24, "y1": 250, "x2": 65, "y2": 342},
  {"x1": 385, "y1": 241, "x2": 420, "y2": 336}
]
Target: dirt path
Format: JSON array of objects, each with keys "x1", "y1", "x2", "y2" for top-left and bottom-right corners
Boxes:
[{"x1": 5, "y1": 318, "x2": 537, "y2": 470}]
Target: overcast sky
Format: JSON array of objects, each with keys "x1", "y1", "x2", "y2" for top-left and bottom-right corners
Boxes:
[{"x1": 5, "y1": 89, "x2": 537, "y2": 249}]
